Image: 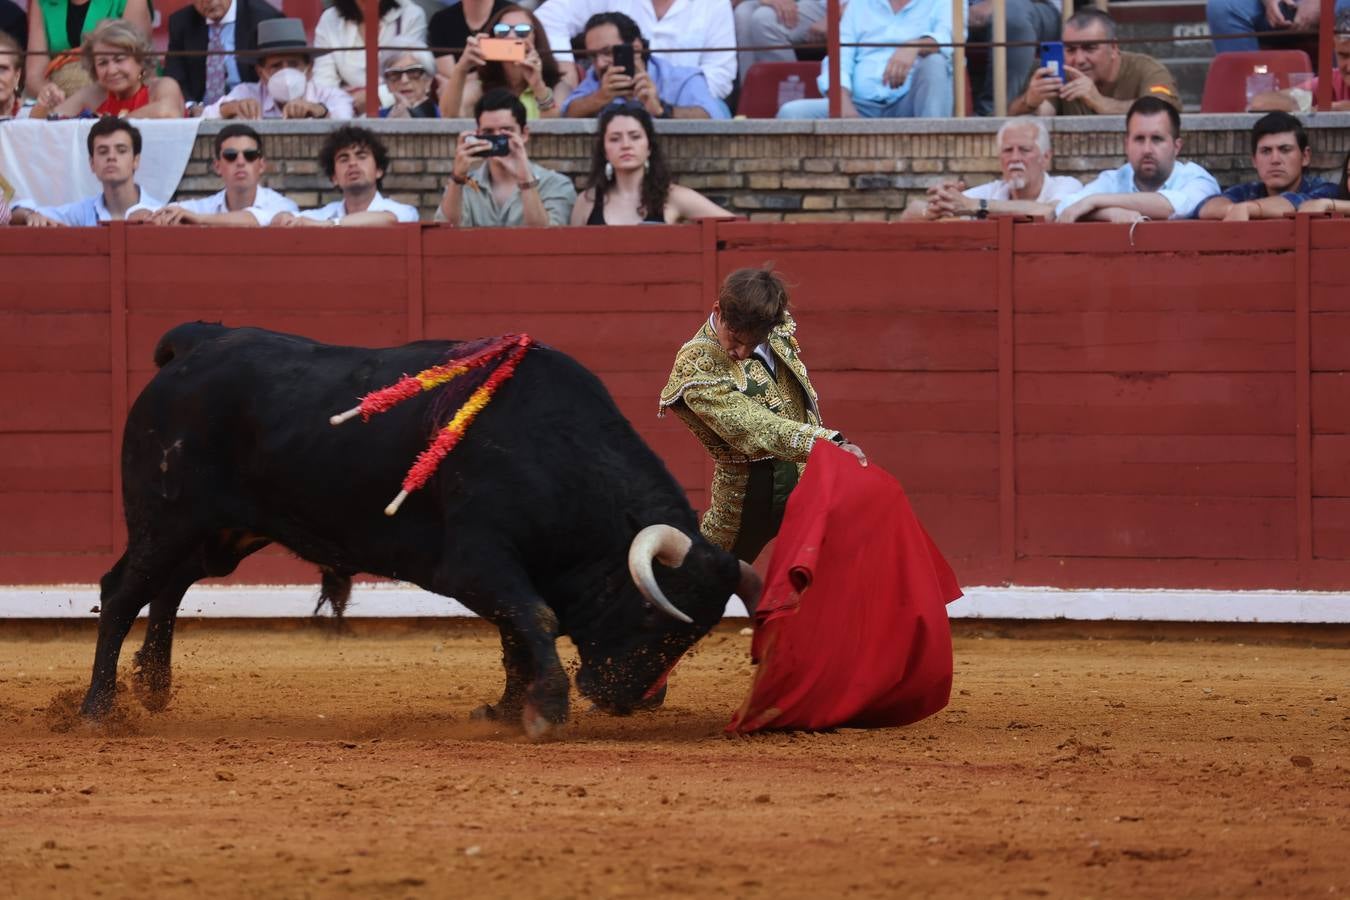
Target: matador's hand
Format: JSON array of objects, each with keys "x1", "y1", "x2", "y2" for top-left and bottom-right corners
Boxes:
[{"x1": 841, "y1": 442, "x2": 868, "y2": 467}]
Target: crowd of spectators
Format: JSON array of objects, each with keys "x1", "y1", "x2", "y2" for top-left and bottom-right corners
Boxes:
[{"x1": 0, "y1": 0, "x2": 1348, "y2": 229}]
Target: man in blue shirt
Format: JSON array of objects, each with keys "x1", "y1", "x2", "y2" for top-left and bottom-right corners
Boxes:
[
  {"x1": 564, "y1": 12, "x2": 729, "y2": 119},
  {"x1": 1197, "y1": 112, "x2": 1338, "y2": 221},
  {"x1": 776, "y1": 0, "x2": 953, "y2": 118},
  {"x1": 1056, "y1": 96, "x2": 1220, "y2": 222},
  {"x1": 11, "y1": 118, "x2": 164, "y2": 227}
]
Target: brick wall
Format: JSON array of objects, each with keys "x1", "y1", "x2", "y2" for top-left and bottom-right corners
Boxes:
[{"x1": 180, "y1": 115, "x2": 1350, "y2": 221}]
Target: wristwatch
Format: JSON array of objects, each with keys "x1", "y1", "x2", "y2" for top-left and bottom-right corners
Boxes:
[
  {"x1": 660, "y1": 100, "x2": 674, "y2": 119},
  {"x1": 975, "y1": 198, "x2": 989, "y2": 220},
  {"x1": 518, "y1": 177, "x2": 541, "y2": 192}
]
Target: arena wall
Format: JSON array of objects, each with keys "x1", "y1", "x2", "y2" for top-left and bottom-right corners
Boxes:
[{"x1": 3, "y1": 218, "x2": 1350, "y2": 598}]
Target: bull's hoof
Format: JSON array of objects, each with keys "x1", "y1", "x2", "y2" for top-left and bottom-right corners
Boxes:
[
  {"x1": 521, "y1": 703, "x2": 560, "y2": 741},
  {"x1": 470, "y1": 701, "x2": 522, "y2": 722},
  {"x1": 131, "y1": 658, "x2": 172, "y2": 713}
]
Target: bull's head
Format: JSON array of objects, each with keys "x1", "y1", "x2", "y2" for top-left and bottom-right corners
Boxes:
[{"x1": 570, "y1": 525, "x2": 761, "y2": 715}]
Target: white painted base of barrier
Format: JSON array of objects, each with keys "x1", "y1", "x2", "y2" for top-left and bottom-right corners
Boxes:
[{"x1": 1, "y1": 584, "x2": 1348, "y2": 623}]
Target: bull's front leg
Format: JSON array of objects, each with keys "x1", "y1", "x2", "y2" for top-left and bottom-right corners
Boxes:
[{"x1": 473, "y1": 601, "x2": 567, "y2": 739}]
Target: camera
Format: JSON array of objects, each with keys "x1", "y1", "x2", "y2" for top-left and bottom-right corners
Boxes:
[{"x1": 472, "y1": 133, "x2": 512, "y2": 157}]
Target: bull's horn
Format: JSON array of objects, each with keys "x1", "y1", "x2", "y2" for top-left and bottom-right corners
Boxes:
[
  {"x1": 736, "y1": 561, "x2": 763, "y2": 616},
  {"x1": 628, "y1": 525, "x2": 693, "y2": 624}
]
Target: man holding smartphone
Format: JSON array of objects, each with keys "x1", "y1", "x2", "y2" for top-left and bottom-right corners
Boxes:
[
  {"x1": 564, "y1": 12, "x2": 728, "y2": 118},
  {"x1": 1010, "y1": 9, "x2": 1179, "y2": 117},
  {"x1": 438, "y1": 88, "x2": 576, "y2": 228}
]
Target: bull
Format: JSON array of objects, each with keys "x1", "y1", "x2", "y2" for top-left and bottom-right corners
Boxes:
[{"x1": 81, "y1": 323, "x2": 759, "y2": 738}]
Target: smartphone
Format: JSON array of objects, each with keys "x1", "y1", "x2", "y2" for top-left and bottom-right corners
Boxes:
[
  {"x1": 472, "y1": 133, "x2": 512, "y2": 157},
  {"x1": 1039, "y1": 41, "x2": 1065, "y2": 78},
  {"x1": 612, "y1": 42, "x2": 635, "y2": 77},
  {"x1": 479, "y1": 37, "x2": 526, "y2": 62}
]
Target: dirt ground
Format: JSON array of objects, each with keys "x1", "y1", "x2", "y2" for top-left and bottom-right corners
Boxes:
[{"x1": 0, "y1": 619, "x2": 1347, "y2": 899}]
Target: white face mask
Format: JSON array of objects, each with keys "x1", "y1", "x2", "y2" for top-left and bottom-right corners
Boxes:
[{"x1": 267, "y1": 67, "x2": 308, "y2": 104}]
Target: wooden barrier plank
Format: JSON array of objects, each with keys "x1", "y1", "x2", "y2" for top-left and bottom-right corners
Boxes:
[
  {"x1": 0, "y1": 556, "x2": 117, "y2": 585},
  {"x1": 1312, "y1": 373, "x2": 1350, "y2": 433},
  {"x1": 1016, "y1": 311, "x2": 1294, "y2": 373},
  {"x1": 714, "y1": 250, "x2": 998, "y2": 312},
  {"x1": 1311, "y1": 312, "x2": 1350, "y2": 371},
  {"x1": 905, "y1": 493, "x2": 1000, "y2": 560},
  {"x1": 0, "y1": 433, "x2": 110, "y2": 493},
  {"x1": 127, "y1": 312, "x2": 410, "y2": 365},
  {"x1": 1313, "y1": 498, "x2": 1350, "y2": 559},
  {"x1": 1, "y1": 256, "x2": 112, "y2": 312},
  {"x1": 0, "y1": 230, "x2": 109, "y2": 256},
  {"x1": 1018, "y1": 435, "x2": 1294, "y2": 497},
  {"x1": 421, "y1": 281, "x2": 698, "y2": 316},
  {"x1": 125, "y1": 227, "x2": 408, "y2": 257},
  {"x1": 1018, "y1": 495, "x2": 1297, "y2": 559},
  {"x1": 0, "y1": 373, "x2": 111, "y2": 432},
  {"x1": 843, "y1": 431, "x2": 998, "y2": 495},
  {"x1": 718, "y1": 221, "x2": 998, "y2": 253},
  {"x1": 812, "y1": 372, "x2": 998, "y2": 433},
  {"x1": 422, "y1": 254, "x2": 702, "y2": 287},
  {"x1": 1309, "y1": 219, "x2": 1350, "y2": 251},
  {"x1": 423, "y1": 223, "x2": 704, "y2": 256},
  {"x1": 1014, "y1": 254, "x2": 1294, "y2": 312},
  {"x1": 1017, "y1": 373, "x2": 1294, "y2": 435},
  {"x1": 0, "y1": 312, "x2": 110, "y2": 372},
  {"x1": 0, "y1": 492, "x2": 111, "y2": 553},
  {"x1": 1313, "y1": 435, "x2": 1350, "y2": 498},
  {"x1": 1009, "y1": 557, "x2": 1306, "y2": 591},
  {"x1": 1013, "y1": 220, "x2": 1295, "y2": 255},
  {"x1": 793, "y1": 310, "x2": 997, "y2": 371}
]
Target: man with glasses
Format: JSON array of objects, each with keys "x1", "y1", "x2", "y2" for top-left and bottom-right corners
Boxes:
[
  {"x1": 438, "y1": 88, "x2": 575, "y2": 227},
  {"x1": 564, "y1": 12, "x2": 728, "y2": 118},
  {"x1": 1011, "y1": 9, "x2": 1179, "y2": 117},
  {"x1": 148, "y1": 124, "x2": 298, "y2": 226}
]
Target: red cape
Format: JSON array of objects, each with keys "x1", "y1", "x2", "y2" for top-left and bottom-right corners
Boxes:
[{"x1": 727, "y1": 442, "x2": 962, "y2": 733}]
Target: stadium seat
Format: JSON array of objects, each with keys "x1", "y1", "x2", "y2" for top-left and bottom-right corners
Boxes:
[
  {"x1": 1200, "y1": 49, "x2": 1314, "y2": 112},
  {"x1": 736, "y1": 61, "x2": 822, "y2": 118}
]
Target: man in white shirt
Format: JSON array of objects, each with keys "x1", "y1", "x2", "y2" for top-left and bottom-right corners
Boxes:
[
  {"x1": 536, "y1": 0, "x2": 737, "y2": 100},
  {"x1": 901, "y1": 117, "x2": 1082, "y2": 220},
  {"x1": 149, "y1": 124, "x2": 298, "y2": 227},
  {"x1": 272, "y1": 125, "x2": 421, "y2": 226},
  {"x1": 203, "y1": 18, "x2": 354, "y2": 120},
  {"x1": 11, "y1": 117, "x2": 164, "y2": 227},
  {"x1": 1056, "y1": 96, "x2": 1220, "y2": 222}
]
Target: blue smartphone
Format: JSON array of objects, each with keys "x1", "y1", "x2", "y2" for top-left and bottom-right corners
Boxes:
[{"x1": 1039, "y1": 41, "x2": 1065, "y2": 78}]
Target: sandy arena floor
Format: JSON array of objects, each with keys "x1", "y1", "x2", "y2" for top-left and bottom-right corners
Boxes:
[{"x1": 0, "y1": 619, "x2": 1347, "y2": 899}]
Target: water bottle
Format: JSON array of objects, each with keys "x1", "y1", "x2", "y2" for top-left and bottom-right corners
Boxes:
[{"x1": 776, "y1": 74, "x2": 806, "y2": 111}]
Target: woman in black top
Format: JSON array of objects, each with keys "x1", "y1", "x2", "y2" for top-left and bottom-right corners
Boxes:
[{"x1": 572, "y1": 100, "x2": 730, "y2": 226}]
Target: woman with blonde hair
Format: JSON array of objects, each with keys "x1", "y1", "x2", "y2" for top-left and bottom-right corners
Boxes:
[
  {"x1": 0, "y1": 30, "x2": 25, "y2": 117},
  {"x1": 439, "y1": 3, "x2": 565, "y2": 119},
  {"x1": 33, "y1": 18, "x2": 183, "y2": 118},
  {"x1": 24, "y1": 0, "x2": 150, "y2": 96}
]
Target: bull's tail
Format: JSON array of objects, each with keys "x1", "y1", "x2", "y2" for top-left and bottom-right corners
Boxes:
[
  {"x1": 313, "y1": 567, "x2": 354, "y2": 631},
  {"x1": 152, "y1": 322, "x2": 232, "y2": 369}
]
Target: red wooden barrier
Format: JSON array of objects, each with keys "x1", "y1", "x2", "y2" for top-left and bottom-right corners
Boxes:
[{"x1": 2, "y1": 219, "x2": 1348, "y2": 592}]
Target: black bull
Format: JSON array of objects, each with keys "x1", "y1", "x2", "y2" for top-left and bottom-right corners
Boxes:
[{"x1": 82, "y1": 324, "x2": 759, "y2": 738}]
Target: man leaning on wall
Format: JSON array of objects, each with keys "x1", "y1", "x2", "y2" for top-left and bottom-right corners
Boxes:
[
  {"x1": 1196, "y1": 111, "x2": 1338, "y2": 221},
  {"x1": 901, "y1": 117, "x2": 1082, "y2": 220}
]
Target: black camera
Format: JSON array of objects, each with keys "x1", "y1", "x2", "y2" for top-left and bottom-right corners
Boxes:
[{"x1": 472, "y1": 133, "x2": 512, "y2": 157}]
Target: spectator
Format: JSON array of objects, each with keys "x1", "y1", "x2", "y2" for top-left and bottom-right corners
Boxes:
[
  {"x1": 901, "y1": 117, "x2": 1081, "y2": 220},
  {"x1": 204, "y1": 19, "x2": 353, "y2": 119},
  {"x1": 313, "y1": 0, "x2": 427, "y2": 115},
  {"x1": 967, "y1": 0, "x2": 1060, "y2": 116},
  {"x1": 165, "y1": 0, "x2": 284, "y2": 111},
  {"x1": 380, "y1": 36, "x2": 439, "y2": 117},
  {"x1": 1302, "y1": 148, "x2": 1350, "y2": 213},
  {"x1": 536, "y1": 0, "x2": 736, "y2": 101},
  {"x1": 734, "y1": 0, "x2": 827, "y2": 78},
  {"x1": 0, "y1": 29, "x2": 24, "y2": 117},
  {"x1": 440, "y1": 4, "x2": 564, "y2": 118},
  {"x1": 1209, "y1": 0, "x2": 1350, "y2": 53},
  {"x1": 272, "y1": 124, "x2": 420, "y2": 227},
  {"x1": 1250, "y1": 11, "x2": 1350, "y2": 112},
  {"x1": 147, "y1": 124, "x2": 297, "y2": 226},
  {"x1": 1011, "y1": 9, "x2": 1180, "y2": 117},
  {"x1": 11, "y1": 116, "x2": 163, "y2": 226},
  {"x1": 1, "y1": 0, "x2": 24, "y2": 50},
  {"x1": 437, "y1": 88, "x2": 576, "y2": 228},
  {"x1": 33, "y1": 19, "x2": 184, "y2": 118},
  {"x1": 1056, "y1": 96, "x2": 1220, "y2": 222},
  {"x1": 570, "y1": 99, "x2": 730, "y2": 225},
  {"x1": 1198, "y1": 112, "x2": 1337, "y2": 220},
  {"x1": 565, "y1": 12, "x2": 729, "y2": 119},
  {"x1": 776, "y1": 0, "x2": 955, "y2": 119},
  {"x1": 24, "y1": 0, "x2": 150, "y2": 96}
]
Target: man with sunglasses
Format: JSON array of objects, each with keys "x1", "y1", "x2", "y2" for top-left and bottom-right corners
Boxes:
[
  {"x1": 1010, "y1": 9, "x2": 1179, "y2": 117},
  {"x1": 148, "y1": 124, "x2": 298, "y2": 226},
  {"x1": 564, "y1": 12, "x2": 728, "y2": 119}
]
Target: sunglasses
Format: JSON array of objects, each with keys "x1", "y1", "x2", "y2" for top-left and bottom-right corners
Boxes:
[
  {"x1": 491, "y1": 23, "x2": 533, "y2": 38},
  {"x1": 220, "y1": 148, "x2": 262, "y2": 162},
  {"x1": 383, "y1": 65, "x2": 427, "y2": 81}
]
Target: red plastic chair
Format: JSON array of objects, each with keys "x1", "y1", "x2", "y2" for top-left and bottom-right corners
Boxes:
[
  {"x1": 1200, "y1": 50, "x2": 1314, "y2": 112},
  {"x1": 736, "y1": 61, "x2": 823, "y2": 118}
]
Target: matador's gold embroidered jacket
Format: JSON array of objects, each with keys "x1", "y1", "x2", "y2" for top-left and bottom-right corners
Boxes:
[{"x1": 658, "y1": 313, "x2": 839, "y2": 551}]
